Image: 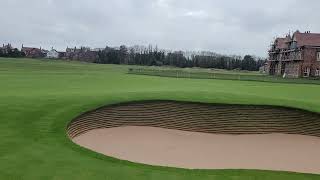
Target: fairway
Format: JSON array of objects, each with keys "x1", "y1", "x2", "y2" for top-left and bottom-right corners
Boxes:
[{"x1": 1, "y1": 57, "x2": 320, "y2": 179}]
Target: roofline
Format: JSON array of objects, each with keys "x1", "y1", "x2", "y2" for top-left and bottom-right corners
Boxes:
[{"x1": 301, "y1": 45, "x2": 320, "y2": 49}]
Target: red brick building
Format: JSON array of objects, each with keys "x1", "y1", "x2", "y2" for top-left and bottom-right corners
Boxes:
[
  {"x1": 267, "y1": 30, "x2": 320, "y2": 78},
  {"x1": 21, "y1": 46, "x2": 45, "y2": 58}
]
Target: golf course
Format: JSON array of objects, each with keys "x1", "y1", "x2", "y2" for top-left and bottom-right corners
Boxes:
[{"x1": 1, "y1": 57, "x2": 320, "y2": 179}]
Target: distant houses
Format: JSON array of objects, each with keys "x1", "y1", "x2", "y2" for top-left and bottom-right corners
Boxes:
[
  {"x1": 64, "y1": 47, "x2": 98, "y2": 62},
  {"x1": 6, "y1": 45, "x2": 99, "y2": 62},
  {"x1": 46, "y1": 48, "x2": 59, "y2": 59},
  {"x1": 0, "y1": 44, "x2": 24, "y2": 57},
  {"x1": 21, "y1": 46, "x2": 44, "y2": 58},
  {"x1": 0, "y1": 44, "x2": 14, "y2": 54}
]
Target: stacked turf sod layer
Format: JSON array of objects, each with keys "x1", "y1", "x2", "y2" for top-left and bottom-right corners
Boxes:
[{"x1": 68, "y1": 101, "x2": 320, "y2": 138}]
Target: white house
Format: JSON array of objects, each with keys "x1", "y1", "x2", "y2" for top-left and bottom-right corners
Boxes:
[{"x1": 46, "y1": 48, "x2": 59, "y2": 59}]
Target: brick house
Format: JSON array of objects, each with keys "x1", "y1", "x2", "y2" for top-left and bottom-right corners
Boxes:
[
  {"x1": 21, "y1": 45, "x2": 45, "y2": 58},
  {"x1": 267, "y1": 30, "x2": 320, "y2": 78}
]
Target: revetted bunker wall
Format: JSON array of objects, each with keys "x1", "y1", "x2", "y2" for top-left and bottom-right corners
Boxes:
[{"x1": 67, "y1": 101, "x2": 320, "y2": 138}]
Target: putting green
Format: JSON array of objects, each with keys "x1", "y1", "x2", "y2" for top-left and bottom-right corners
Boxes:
[{"x1": 1, "y1": 58, "x2": 320, "y2": 179}]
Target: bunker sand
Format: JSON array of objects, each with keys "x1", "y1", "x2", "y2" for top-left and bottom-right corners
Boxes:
[{"x1": 73, "y1": 126, "x2": 320, "y2": 174}]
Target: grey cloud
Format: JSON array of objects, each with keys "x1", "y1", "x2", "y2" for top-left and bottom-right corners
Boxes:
[{"x1": 0, "y1": 0, "x2": 319, "y2": 56}]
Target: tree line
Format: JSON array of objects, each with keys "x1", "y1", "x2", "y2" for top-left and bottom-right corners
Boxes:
[
  {"x1": 0, "y1": 43, "x2": 266, "y2": 71},
  {"x1": 96, "y1": 45, "x2": 266, "y2": 71}
]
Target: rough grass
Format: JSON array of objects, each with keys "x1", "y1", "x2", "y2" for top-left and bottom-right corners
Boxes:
[
  {"x1": 128, "y1": 68, "x2": 320, "y2": 85},
  {"x1": 0, "y1": 57, "x2": 320, "y2": 180},
  {"x1": 128, "y1": 65, "x2": 263, "y2": 75}
]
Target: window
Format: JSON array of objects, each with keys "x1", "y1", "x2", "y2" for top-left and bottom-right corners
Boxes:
[
  {"x1": 303, "y1": 67, "x2": 310, "y2": 77},
  {"x1": 317, "y1": 52, "x2": 320, "y2": 61},
  {"x1": 316, "y1": 68, "x2": 320, "y2": 77}
]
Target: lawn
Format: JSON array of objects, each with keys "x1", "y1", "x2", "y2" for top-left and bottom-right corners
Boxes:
[{"x1": 0, "y1": 57, "x2": 320, "y2": 180}]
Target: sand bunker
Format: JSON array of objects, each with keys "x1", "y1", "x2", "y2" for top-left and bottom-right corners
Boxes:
[
  {"x1": 68, "y1": 101, "x2": 320, "y2": 174},
  {"x1": 73, "y1": 126, "x2": 320, "y2": 174}
]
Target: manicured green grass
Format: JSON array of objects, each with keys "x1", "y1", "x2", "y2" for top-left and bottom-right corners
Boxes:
[{"x1": 1, "y1": 57, "x2": 320, "y2": 180}]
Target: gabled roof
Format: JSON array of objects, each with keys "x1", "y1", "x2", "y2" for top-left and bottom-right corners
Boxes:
[
  {"x1": 272, "y1": 31, "x2": 320, "y2": 50},
  {"x1": 22, "y1": 47, "x2": 41, "y2": 51},
  {"x1": 275, "y1": 38, "x2": 287, "y2": 49},
  {"x1": 294, "y1": 32, "x2": 320, "y2": 47},
  {"x1": 49, "y1": 49, "x2": 58, "y2": 53}
]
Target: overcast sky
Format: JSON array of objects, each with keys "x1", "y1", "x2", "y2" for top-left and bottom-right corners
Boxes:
[{"x1": 0, "y1": 0, "x2": 318, "y2": 57}]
